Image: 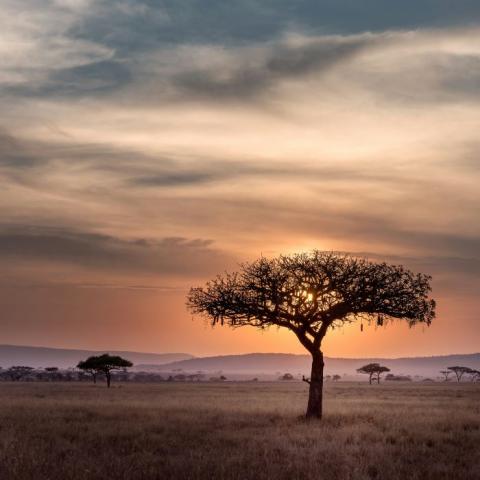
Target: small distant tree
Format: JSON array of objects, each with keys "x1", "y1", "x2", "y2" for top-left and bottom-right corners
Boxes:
[
  {"x1": 6, "y1": 366, "x2": 34, "y2": 381},
  {"x1": 439, "y1": 370, "x2": 451, "y2": 382},
  {"x1": 77, "y1": 359, "x2": 99, "y2": 384},
  {"x1": 332, "y1": 374, "x2": 341, "y2": 382},
  {"x1": 43, "y1": 367, "x2": 61, "y2": 382},
  {"x1": 77, "y1": 354, "x2": 133, "y2": 388},
  {"x1": 357, "y1": 363, "x2": 380, "y2": 384},
  {"x1": 467, "y1": 369, "x2": 480, "y2": 382},
  {"x1": 280, "y1": 373, "x2": 294, "y2": 381},
  {"x1": 447, "y1": 366, "x2": 471, "y2": 382},
  {"x1": 357, "y1": 363, "x2": 390, "y2": 384},
  {"x1": 188, "y1": 252, "x2": 435, "y2": 419},
  {"x1": 375, "y1": 366, "x2": 390, "y2": 384}
]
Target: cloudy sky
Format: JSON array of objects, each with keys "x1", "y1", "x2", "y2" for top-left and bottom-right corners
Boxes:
[{"x1": 1, "y1": 0, "x2": 479, "y2": 357}]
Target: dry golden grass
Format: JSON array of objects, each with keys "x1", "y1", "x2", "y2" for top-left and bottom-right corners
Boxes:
[{"x1": 0, "y1": 381, "x2": 479, "y2": 480}]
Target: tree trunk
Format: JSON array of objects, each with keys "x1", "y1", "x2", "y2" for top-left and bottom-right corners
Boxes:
[
  {"x1": 106, "y1": 372, "x2": 111, "y2": 388},
  {"x1": 369, "y1": 373, "x2": 373, "y2": 385},
  {"x1": 306, "y1": 351, "x2": 324, "y2": 419},
  {"x1": 93, "y1": 373, "x2": 97, "y2": 384}
]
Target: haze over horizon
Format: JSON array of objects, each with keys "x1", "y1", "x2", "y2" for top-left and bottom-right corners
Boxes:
[
  {"x1": 1, "y1": 1, "x2": 479, "y2": 357},
  {"x1": 1, "y1": 342, "x2": 479, "y2": 360}
]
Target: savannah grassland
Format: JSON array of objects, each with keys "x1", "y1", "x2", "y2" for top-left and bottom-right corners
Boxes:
[{"x1": 0, "y1": 381, "x2": 479, "y2": 480}]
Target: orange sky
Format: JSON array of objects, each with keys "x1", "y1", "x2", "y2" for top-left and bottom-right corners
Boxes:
[
  {"x1": 0, "y1": 1, "x2": 479, "y2": 357},
  {"x1": 0, "y1": 285, "x2": 477, "y2": 357}
]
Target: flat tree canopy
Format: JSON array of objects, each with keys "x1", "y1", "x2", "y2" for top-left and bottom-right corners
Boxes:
[
  {"x1": 447, "y1": 366, "x2": 472, "y2": 382},
  {"x1": 77, "y1": 354, "x2": 133, "y2": 388},
  {"x1": 357, "y1": 363, "x2": 391, "y2": 384},
  {"x1": 187, "y1": 251, "x2": 435, "y2": 419}
]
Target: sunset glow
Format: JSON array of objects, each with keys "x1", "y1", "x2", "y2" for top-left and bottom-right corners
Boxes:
[{"x1": 1, "y1": 1, "x2": 479, "y2": 358}]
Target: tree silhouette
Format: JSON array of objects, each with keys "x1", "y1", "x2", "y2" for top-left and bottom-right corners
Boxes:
[
  {"x1": 77, "y1": 354, "x2": 133, "y2": 388},
  {"x1": 357, "y1": 363, "x2": 390, "y2": 384},
  {"x1": 468, "y1": 369, "x2": 480, "y2": 382},
  {"x1": 375, "y1": 366, "x2": 390, "y2": 384},
  {"x1": 187, "y1": 251, "x2": 435, "y2": 419},
  {"x1": 77, "y1": 359, "x2": 99, "y2": 384},
  {"x1": 332, "y1": 374, "x2": 341, "y2": 382},
  {"x1": 447, "y1": 366, "x2": 471, "y2": 382},
  {"x1": 439, "y1": 370, "x2": 451, "y2": 381}
]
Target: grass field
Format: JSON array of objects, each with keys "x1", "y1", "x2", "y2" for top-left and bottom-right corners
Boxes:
[{"x1": 0, "y1": 381, "x2": 479, "y2": 480}]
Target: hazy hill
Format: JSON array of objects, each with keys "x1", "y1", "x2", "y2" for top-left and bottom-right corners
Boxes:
[
  {"x1": 1, "y1": 345, "x2": 479, "y2": 378},
  {"x1": 142, "y1": 352, "x2": 480, "y2": 378},
  {"x1": 0, "y1": 345, "x2": 193, "y2": 369}
]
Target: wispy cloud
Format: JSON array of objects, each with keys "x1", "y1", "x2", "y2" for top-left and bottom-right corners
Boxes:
[{"x1": 0, "y1": 225, "x2": 235, "y2": 277}]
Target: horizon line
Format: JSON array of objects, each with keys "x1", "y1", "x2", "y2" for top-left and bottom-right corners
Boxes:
[{"x1": 0, "y1": 343, "x2": 479, "y2": 361}]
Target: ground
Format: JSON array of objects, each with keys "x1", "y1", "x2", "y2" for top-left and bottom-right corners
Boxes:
[{"x1": 0, "y1": 381, "x2": 479, "y2": 480}]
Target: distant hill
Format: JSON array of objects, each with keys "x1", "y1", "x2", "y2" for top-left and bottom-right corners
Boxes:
[
  {"x1": 142, "y1": 352, "x2": 480, "y2": 378},
  {"x1": 0, "y1": 345, "x2": 193, "y2": 369},
  {"x1": 1, "y1": 345, "x2": 479, "y2": 379}
]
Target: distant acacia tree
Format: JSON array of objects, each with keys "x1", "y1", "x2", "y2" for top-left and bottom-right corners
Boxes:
[
  {"x1": 187, "y1": 251, "x2": 435, "y2": 419},
  {"x1": 357, "y1": 363, "x2": 390, "y2": 384},
  {"x1": 447, "y1": 366, "x2": 471, "y2": 382},
  {"x1": 439, "y1": 370, "x2": 451, "y2": 382},
  {"x1": 280, "y1": 373, "x2": 294, "y2": 381},
  {"x1": 44, "y1": 367, "x2": 61, "y2": 382},
  {"x1": 77, "y1": 359, "x2": 99, "y2": 384},
  {"x1": 332, "y1": 374, "x2": 341, "y2": 382},
  {"x1": 6, "y1": 366, "x2": 34, "y2": 381},
  {"x1": 467, "y1": 369, "x2": 480, "y2": 382},
  {"x1": 77, "y1": 354, "x2": 133, "y2": 388},
  {"x1": 375, "y1": 366, "x2": 391, "y2": 384}
]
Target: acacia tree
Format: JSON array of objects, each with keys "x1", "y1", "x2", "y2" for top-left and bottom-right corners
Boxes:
[
  {"x1": 357, "y1": 363, "x2": 379, "y2": 384},
  {"x1": 357, "y1": 363, "x2": 390, "y2": 384},
  {"x1": 447, "y1": 366, "x2": 470, "y2": 382},
  {"x1": 77, "y1": 359, "x2": 99, "y2": 384},
  {"x1": 187, "y1": 251, "x2": 435, "y2": 419},
  {"x1": 468, "y1": 369, "x2": 480, "y2": 382},
  {"x1": 77, "y1": 354, "x2": 133, "y2": 388},
  {"x1": 375, "y1": 366, "x2": 390, "y2": 384}
]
